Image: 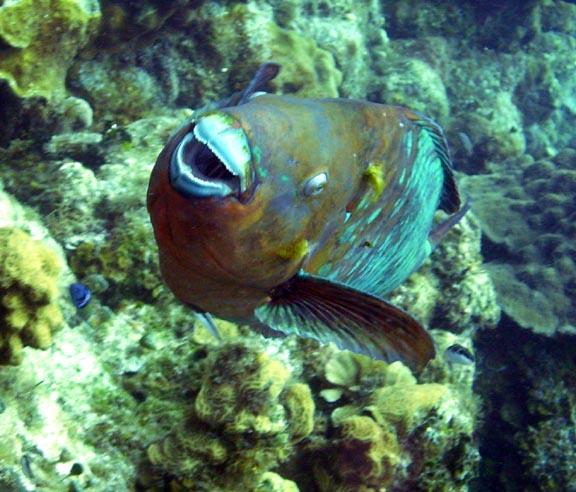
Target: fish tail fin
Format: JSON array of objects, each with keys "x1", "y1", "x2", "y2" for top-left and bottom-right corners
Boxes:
[
  {"x1": 429, "y1": 197, "x2": 472, "y2": 249},
  {"x1": 255, "y1": 274, "x2": 435, "y2": 373}
]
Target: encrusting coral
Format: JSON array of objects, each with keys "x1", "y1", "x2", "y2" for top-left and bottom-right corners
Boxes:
[
  {"x1": 313, "y1": 414, "x2": 401, "y2": 491},
  {"x1": 0, "y1": 0, "x2": 101, "y2": 99},
  {"x1": 0, "y1": 227, "x2": 63, "y2": 365}
]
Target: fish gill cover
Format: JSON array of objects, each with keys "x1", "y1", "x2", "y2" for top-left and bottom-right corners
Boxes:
[{"x1": 0, "y1": 0, "x2": 574, "y2": 491}]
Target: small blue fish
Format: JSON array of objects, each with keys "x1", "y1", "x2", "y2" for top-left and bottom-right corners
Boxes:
[
  {"x1": 444, "y1": 344, "x2": 475, "y2": 365},
  {"x1": 69, "y1": 282, "x2": 91, "y2": 309}
]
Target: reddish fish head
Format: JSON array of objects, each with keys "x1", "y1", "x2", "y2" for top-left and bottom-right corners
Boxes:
[{"x1": 147, "y1": 95, "x2": 359, "y2": 318}]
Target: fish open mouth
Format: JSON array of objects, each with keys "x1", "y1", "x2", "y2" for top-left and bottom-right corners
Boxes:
[{"x1": 170, "y1": 113, "x2": 252, "y2": 198}]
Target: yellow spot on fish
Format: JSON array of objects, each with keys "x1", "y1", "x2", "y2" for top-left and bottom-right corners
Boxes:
[
  {"x1": 275, "y1": 238, "x2": 309, "y2": 261},
  {"x1": 363, "y1": 163, "x2": 385, "y2": 202}
]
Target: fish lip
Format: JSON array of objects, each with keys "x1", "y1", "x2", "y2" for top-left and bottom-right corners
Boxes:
[{"x1": 169, "y1": 112, "x2": 255, "y2": 200}]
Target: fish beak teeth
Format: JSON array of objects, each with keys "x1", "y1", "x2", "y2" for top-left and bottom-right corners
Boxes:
[
  {"x1": 169, "y1": 113, "x2": 252, "y2": 198},
  {"x1": 193, "y1": 114, "x2": 252, "y2": 192}
]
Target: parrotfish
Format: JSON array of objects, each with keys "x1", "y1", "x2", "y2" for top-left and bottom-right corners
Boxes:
[{"x1": 147, "y1": 63, "x2": 468, "y2": 373}]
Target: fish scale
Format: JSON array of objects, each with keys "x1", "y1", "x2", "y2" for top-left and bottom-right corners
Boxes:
[{"x1": 325, "y1": 123, "x2": 444, "y2": 296}]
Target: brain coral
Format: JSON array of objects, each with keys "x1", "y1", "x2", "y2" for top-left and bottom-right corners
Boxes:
[
  {"x1": 0, "y1": 0, "x2": 101, "y2": 99},
  {"x1": 0, "y1": 227, "x2": 63, "y2": 365}
]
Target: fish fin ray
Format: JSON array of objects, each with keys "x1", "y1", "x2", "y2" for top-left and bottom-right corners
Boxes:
[
  {"x1": 235, "y1": 62, "x2": 281, "y2": 105},
  {"x1": 429, "y1": 197, "x2": 472, "y2": 249},
  {"x1": 194, "y1": 311, "x2": 222, "y2": 341},
  {"x1": 408, "y1": 112, "x2": 461, "y2": 214},
  {"x1": 255, "y1": 274, "x2": 435, "y2": 373}
]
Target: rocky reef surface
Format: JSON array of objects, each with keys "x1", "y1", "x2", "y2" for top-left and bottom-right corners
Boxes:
[
  {"x1": 0, "y1": 0, "x2": 575, "y2": 490},
  {"x1": 0, "y1": 110, "x2": 489, "y2": 489}
]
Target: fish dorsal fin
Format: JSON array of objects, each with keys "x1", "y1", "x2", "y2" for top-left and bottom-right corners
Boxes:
[
  {"x1": 224, "y1": 62, "x2": 281, "y2": 107},
  {"x1": 255, "y1": 274, "x2": 435, "y2": 373},
  {"x1": 408, "y1": 111, "x2": 461, "y2": 214},
  {"x1": 202, "y1": 63, "x2": 282, "y2": 112}
]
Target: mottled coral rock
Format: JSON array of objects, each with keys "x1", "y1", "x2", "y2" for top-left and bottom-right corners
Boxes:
[
  {"x1": 147, "y1": 342, "x2": 315, "y2": 490},
  {"x1": 314, "y1": 415, "x2": 400, "y2": 491},
  {"x1": 194, "y1": 344, "x2": 292, "y2": 434},
  {"x1": 313, "y1": 354, "x2": 478, "y2": 491},
  {"x1": 68, "y1": 1, "x2": 349, "y2": 122},
  {"x1": 69, "y1": 59, "x2": 164, "y2": 123},
  {"x1": 268, "y1": 22, "x2": 342, "y2": 98},
  {"x1": 282, "y1": 383, "x2": 315, "y2": 443},
  {"x1": 389, "y1": 212, "x2": 500, "y2": 336},
  {"x1": 258, "y1": 472, "x2": 299, "y2": 492},
  {"x1": 461, "y1": 148, "x2": 576, "y2": 335},
  {"x1": 277, "y1": 0, "x2": 386, "y2": 98},
  {"x1": 0, "y1": 0, "x2": 101, "y2": 99},
  {"x1": 371, "y1": 56, "x2": 450, "y2": 121},
  {"x1": 0, "y1": 227, "x2": 63, "y2": 364},
  {"x1": 370, "y1": 383, "x2": 449, "y2": 431},
  {"x1": 430, "y1": 213, "x2": 501, "y2": 333}
]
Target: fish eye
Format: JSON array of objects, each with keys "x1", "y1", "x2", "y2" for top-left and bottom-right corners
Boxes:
[{"x1": 303, "y1": 172, "x2": 328, "y2": 196}]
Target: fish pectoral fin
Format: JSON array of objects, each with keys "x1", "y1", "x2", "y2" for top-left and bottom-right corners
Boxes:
[
  {"x1": 429, "y1": 196, "x2": 472, "y2": 249},
  {"x1": 255, "y1": 275, "x2": 435, "y2": 373},
  {"x1": 194, "y1": 311, "x2": 222, "y2": 341}
]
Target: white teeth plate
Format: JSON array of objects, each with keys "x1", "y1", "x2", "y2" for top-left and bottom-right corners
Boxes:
[
  {"x1": 193, "y1": 114, "x2": 251, "y2": 191},
  {"x1": 171, "y1": 133, "x2": 233, "y2": 197}
]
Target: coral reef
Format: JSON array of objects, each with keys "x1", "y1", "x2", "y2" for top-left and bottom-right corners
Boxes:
[
  {"x1": 313, "y1": 414, "x2": 401, "y2": 490},
  {"x1": 1, "y1": 0, "x2": 575, "y2": 490},
  {"x1": 0, "y1": 227, "x2": 64, "y2": 365},
  {"x1": 308, "y1": 350, "x2": 479, "y2": 491},
  {"x1": 1, "y1": 112, "x2": 189, "y2": 307},
  {"x1": 371, "y1": 54, "x2": 450, "y2": 122},
  {"x1": 388, "y1": 212, "x2": 500, "y2": 335},
  {"x1": 145, "y1": 341, "x2": 315, "y2": 490},
  {"x1": 68, "y1": 3, "x2": 346, "y2": 123},
  {"x1": 283, "y1": 0, "x2": 387, "y2": 98},
  {"x1": 69, "y1": 208, "x2": 162, "y2": 305},
  {"x1": 372, "y1": 0, "x2": 576, "y2": 339},
  {"x1": 67, "y1": 0, "x2": 389, "y2": 122},
  {"x1": 429, "y1": 213, "x2": 501, "y2": 333},
  {"x1": 0, "y1": 0, "x2": 101, "y2": 99},
  {"x1": 461, "y1": 148, "x2": 576, "y2": 335},
  {"x1": 267, "y1": 22, "x2": 342, "y2": 98}
]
